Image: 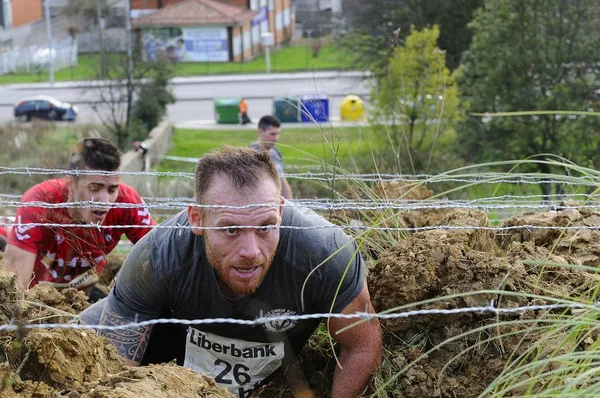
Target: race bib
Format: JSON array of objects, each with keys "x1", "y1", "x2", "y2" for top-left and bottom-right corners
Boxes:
[{"x1": 184, "y1": 328, "x2": 285, "y2": 398}]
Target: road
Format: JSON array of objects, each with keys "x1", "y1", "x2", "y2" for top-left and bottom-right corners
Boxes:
[{"x1": 0, "y1": 72, "x2": 372, "y2": 126}]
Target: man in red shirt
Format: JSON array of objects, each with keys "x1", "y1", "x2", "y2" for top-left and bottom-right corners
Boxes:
[{"x1": 1, "y1": 138, "x2": 155, "y2": 296}]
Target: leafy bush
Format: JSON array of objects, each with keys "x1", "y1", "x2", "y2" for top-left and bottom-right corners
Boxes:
[
  {"x1": 370, "y1": 25, "x2": 463, "y2": 174},
  {"x1": 129, "y1": 59, "x2": 176, "y2": 143}
]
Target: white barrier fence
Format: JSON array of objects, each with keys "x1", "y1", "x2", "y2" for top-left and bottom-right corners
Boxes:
[{"x1": 0, "y1": 38, "x2": 78, "y2": 76}]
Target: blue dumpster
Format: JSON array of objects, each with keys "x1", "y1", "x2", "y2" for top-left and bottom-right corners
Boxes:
[{"x1": 300, "y1": 95, "x2": 330, "y2": 123}]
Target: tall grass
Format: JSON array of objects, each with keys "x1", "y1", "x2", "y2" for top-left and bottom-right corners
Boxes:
[
  {"x1": 0, "y1": 122, "x2": 112, "y2": 196},
  {"x1": 347, "y1": 158, "x2": 600, "y2": 397}
]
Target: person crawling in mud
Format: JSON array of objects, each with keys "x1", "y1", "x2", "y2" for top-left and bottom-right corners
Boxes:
[
  {"x1": 81, "y1": 146, "x2": 382, "y2": 398},
  {"x1": 1, "y1": 138, "x2": 155, "y2": 300}
]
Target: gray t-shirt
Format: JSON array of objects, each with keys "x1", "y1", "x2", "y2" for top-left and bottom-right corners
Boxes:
[
  {"x1": 249, "y1": 142, "x2": 285, "y2": 177},
  {"x1": 107, "y1": 203, "x2": 364, "y2": 365}
]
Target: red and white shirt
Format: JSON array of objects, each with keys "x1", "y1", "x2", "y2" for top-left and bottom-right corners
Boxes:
[{"x1": 5, "y1": 178, "x2": 155, "y2": 288}]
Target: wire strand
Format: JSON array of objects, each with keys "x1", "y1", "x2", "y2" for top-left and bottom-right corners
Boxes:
[
  {"x1": 1, "y1": 221, "x2": 599, "y2": 232},
  {"x1": 2, "y1": 199, "x2": 600, "y2": 212},
  {"x1": 0, "y1": 302, "x2": 594, "y2": 332},
  {"x1": 2, "y1": 166, "x2": 599, "y2": 184}
]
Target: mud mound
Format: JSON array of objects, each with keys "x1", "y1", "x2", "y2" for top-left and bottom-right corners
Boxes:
[
  {"x1": 368, "y1": 209, "x2": 514, "y2": 333},
  {"x1": 0, "y1": 259, "x2": 233, "y2": 398},
  {"x1": 0, "y1": 276, "x2": 89, "y2": 326},
  {"x1": 369, "y1": 209, "x2": 599, "y2": 333},
  {"x1": 0, "y1": 263, "x2": 21, "y2": 324},
  {"x1": 366, "y1": 207, "x2": 600, "y2": 397},
  {"x1": 7, "y1": 364, "x2": 234, "y2": 398},
  {"x1": 506, "y1": 241, "x2": 599, "y2": 297},
  {"x1": 374, "y1": 180, "x2": 434, "y2": 200},
  {"x1": 26, "y1": 284, "x2": 90, "y2": 314},
  {"x1": 5, "y1": 328, "x2": 124, "y2": 390},
  {"x1": 74, "y1": 364, "x2": 235, "y2": 397},
  {"x1": 498, "y1": 205, "x2": 600, "y2": 266}
]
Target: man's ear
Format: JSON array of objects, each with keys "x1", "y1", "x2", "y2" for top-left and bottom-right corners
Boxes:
[{"x1": 188, "y1": 205, "x2": 204, "y2": 236}]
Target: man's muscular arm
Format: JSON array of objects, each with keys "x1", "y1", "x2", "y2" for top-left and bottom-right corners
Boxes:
[
  {"x1": 4, "y1": 245, "x2": 36, "y2": 289},
  {"x1": 98, "y1": 299, "x2": 154, "y2": 366},
  {"x1": 327, "y1": 283, "x2": 382, "y2": 398},
  {"x1": 94, "y1": 234, "x2": 164, "y2": 366}
]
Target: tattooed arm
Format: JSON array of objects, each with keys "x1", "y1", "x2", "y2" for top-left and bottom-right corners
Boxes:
[
  {"x1": 98, "y1": 298, "x2": 154, "y2": 366},
  {"x1": 95, "y1": 232, "x2": 166, "y2": 366}
]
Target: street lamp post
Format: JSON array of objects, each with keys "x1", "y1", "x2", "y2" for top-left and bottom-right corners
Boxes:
[
  {"x1": 44, "y1": 0, "x2": 54, "y2": 86},
  {"x1": 261, "y1": 32, "x2": 274, "y2": 73},
  {"x1": 305, "y1": 29, "x2": 313, "y2": 69}
]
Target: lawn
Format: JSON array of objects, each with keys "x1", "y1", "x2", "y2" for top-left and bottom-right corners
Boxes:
[
  {"x1": 156, "y1": 124, "x2": 381, "y2": 198},
  {"x1": 0, "y1": 43, "x2": 355, "y2": 85},
  {"x1": 159, "y1": 125, "x2": 381, "y2": 174},
  {"x1": 174, "y1": 43, "x2": 354, "y2": 76}
]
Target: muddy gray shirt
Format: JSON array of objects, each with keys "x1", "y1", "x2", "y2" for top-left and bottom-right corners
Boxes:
[
  {"x1": 107, "y1": 203, "x2": 364, "y2": 375},
  {"x1": 249, "y1": 142, "x2": 285, "y2": 176}
]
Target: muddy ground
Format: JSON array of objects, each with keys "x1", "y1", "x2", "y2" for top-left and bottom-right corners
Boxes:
[
  {"x1": 0, "y1": 252, "x2": 233, "y2": 398},
  {"x1": 2, "y1": 188, "x2": 600, "y2": 397}
]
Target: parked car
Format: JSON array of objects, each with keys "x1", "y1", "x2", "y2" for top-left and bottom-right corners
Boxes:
[{"x1": 14, "y1": 95, "x2": 79, "y2": 122}]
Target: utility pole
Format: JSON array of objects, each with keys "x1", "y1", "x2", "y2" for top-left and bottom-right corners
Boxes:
[
  {"x1": 44, "y1": 0, "x2": 54, "y2": 86},
  {"x1": 124, "y1": 0, "x2": 134, "y2": 132},
  {"x1": 305, "y1": 29, "x2": 312, "y2": 69},
  {"x1": 96, "y1": 0, "x2": 106, "y2": 78},
  {"x1": 125, "y1": 0, "x2": 133, "y2": 79}
]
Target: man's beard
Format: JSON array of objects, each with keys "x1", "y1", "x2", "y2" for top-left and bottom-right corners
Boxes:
[{"x1": 205, "y1": 234, "x2": 275, "y2": 297}]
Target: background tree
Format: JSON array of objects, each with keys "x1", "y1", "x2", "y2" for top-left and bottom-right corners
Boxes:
[
  {"x1": 371, "y1": 25, "x2": 462, "y2": 174},
  {"x1": 458, "y1": 0, "x2": 600, "y2": 198},
  {"x1": 129, "y1": 60, "x2": 176, "y2": 143},
  {"x1": 91, "y1": 54, "x2": 175, "y2": 151},
  {"x1": 63, "y1": 0, "x2": 101, "y2": 21},
  {"x1": 341, "y1": 0, "x2": 483, "y2": 73}
]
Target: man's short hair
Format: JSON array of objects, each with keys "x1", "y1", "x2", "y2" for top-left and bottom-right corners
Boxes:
[
  {"x1": 195, "y1": 146, "x2": 281, "y2": 203},
  {"x1": 68, "y1": 138, "x2": 121, "y2": 180},
  {"x1": 258, "y1": 115, "x2": 281, "y2": 131}
]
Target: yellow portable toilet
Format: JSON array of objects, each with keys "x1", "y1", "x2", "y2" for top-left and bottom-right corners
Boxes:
[{"x1": 340, "y1": 95, "x2": 366, "y2": 121}]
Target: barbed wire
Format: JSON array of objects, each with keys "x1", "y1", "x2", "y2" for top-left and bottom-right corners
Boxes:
[
  {"x1": 3, "y1": 193, "x2": 600, "y2": 205},
  {"x1": 3, "y1": 199, "x2": 600, "y2": 212},
  {"x1": 1, "y1": 221, "x2": 599, "y2": 232},
  {"x1": 1, "y1": 166, "x2": 599, "y2": 184},
  {"x1": 0, "y1": 301, "x2": 594, "y2": 332}
]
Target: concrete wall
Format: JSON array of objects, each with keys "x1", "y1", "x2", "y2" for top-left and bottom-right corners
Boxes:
[{"x1": 119, "y1": 120, "x2": 174, "y2": 196}]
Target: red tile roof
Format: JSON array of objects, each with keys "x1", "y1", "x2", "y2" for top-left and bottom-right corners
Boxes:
[{"x1": 132, "y1": 0, "x2": 258, "y2": 27}]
